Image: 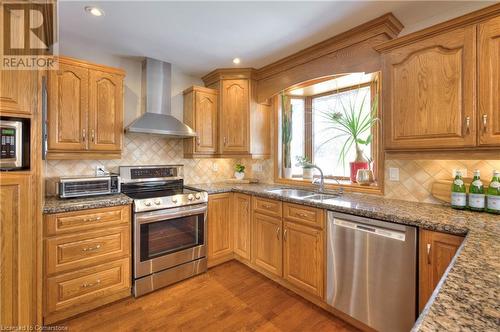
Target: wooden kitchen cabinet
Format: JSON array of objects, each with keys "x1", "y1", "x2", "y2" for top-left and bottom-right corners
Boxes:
[
  {"x1": 43, "y1": 205, "x2": 131, "y2": 324},
  {"x1": 478, "y1": 16, "x2": 500, "y2": 146},
  {"x1": 47, "y1": 56, "x2": 125, "y2": 159},
  {"x1": 183, "y1": 86, "x2": 218, "y2": 157},
  {"x1": 380, "y1": 26, "x2": 477, "y2": 150},
  {"x1": 207, "y1": 193, "x2": 233, "y2": 267},
  {"x1": 0, "y1": 70, "x2": 39, "y2": 115},
  {"x1": 419, "y1": 229, "x2": 463, "y2": 312},
  {"x1": 251, "y1": 212, "x2": 283, "y2": 277},
  {"x1": 201, "y1": 69, "x2": 271, "y2": 158},
  {"x1": 0, "y1": 174, "x2": 36, "y2": 326},
  {"x1": 233, "y1": 193, "x2": 252, "y2": 261},
  {"x1": 283, "y1": 221, "x2": 324, "y2": 298}
]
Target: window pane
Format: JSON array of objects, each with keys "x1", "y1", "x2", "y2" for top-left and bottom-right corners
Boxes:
[
  {"x1": 312, "y1": 86, "x2": 371, "y2": 177},
  {"x1": 290, "y1": 98, "x2": 305, "y2": 176}
]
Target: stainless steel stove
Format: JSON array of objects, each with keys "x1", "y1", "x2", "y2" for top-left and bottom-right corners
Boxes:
[{"x1": 120, "y1": 165, "x2": 208, "y2": 297}]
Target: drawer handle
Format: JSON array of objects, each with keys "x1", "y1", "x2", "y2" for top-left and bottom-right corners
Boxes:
[
  {"x1": 284, "y1": 229, "x2": 287, "y2": 241},
  {"x1": 262, "y1": 204, "x2": 273, "y2": 209},
  {"x1": 426, "y1": 243, "x2": 431, "y2": 265},
  {"x1": 483, "y1": 114, "x2": 488, "y2": 131},
  {"x1": 81, "y1": 279, "x2": 101, "y2": 288},
  {"x1": 276, "y1": 227, "x2": 280, "y2": 239},
  {"x1": 82, "y1": 244, "x2": 101, "y2": 252},
  {"x1": 296, "y1": 212, "x2": 307, "y2": 218},
  {"x1": 465, "y1": 116, "x2": 470, "y2": 133},
  {"x1": 84, "y1": 216, "x2": 102, "y2": 222}
]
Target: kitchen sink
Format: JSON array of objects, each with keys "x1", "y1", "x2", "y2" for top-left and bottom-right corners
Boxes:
[
  {"x1": 304, "y1": 194, "x2": 340, "y2": 201},
  {"x1": 265, "y1": 189, "x2": 316, "y2": 198}
]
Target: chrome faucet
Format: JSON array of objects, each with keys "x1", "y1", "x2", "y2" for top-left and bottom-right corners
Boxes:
[{"x1": 311, "y1": 165, "x2": 325, "y2": 193}]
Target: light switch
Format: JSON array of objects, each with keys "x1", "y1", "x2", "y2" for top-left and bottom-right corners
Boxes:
[
  {"x1": 212, "y1": 163, "x2": 218, "y2": 172},
  {"x1": 252, "y1": 163, "x2": 263, "y2": 173},
  {"x1": 389, "y1": 167, "x2": 399, "y2": 181}
]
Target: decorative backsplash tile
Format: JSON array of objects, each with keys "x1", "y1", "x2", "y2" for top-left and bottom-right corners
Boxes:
[
  {"x1": 384, "y1": 160, "x2": 500, "y2": 204},
  {"x1": 45, "y1": 133, "x2": 274, "y2": 195},
  {"x1": 45, "y1": 134, "x2": 499, "y2": 205}
]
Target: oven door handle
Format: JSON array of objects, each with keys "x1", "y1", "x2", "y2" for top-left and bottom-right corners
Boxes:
[{"x1": 135, "y1": 204, "x2": 207, "y2": 225}]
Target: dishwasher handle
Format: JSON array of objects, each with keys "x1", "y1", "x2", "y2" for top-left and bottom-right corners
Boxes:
[{"x1": 333, "y1": 218, "x2": 406, "y2": 241}]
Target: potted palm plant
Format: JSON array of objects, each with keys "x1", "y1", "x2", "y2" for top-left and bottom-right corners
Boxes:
[
  {"x1": 296, "y1": 156, "x2": 314, "y2": 179},
  {"x1": 281, "y1": 92, "x2": 293, "y2": 178},
  {"x1": 234, "y1": 163, "x2": 245, "y2": 180},
  {"x1": 318, "y1": 89, "x2": 378, "y2": 183}
]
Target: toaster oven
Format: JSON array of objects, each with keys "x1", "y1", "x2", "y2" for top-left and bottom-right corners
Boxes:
[{"x1": 58, "y1": 175, "x2": 121, "y2": 198}]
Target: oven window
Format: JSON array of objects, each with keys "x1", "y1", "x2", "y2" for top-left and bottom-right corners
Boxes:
[{"x1": 140, "y1": 213, "x2": 204, "y2": 261}]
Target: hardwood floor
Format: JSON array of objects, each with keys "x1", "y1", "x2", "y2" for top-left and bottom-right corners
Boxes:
[{"x1": 59, "y1": 261, "x2": 358, "y2": 331}]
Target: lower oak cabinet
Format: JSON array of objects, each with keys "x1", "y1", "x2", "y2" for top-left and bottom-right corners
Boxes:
[
  {"x1": 419, "y1": 229, "x2": 464, "y2": 312},
  {"x1": 43, "y1": 205, "x2": 131, "y2": 324},
  {"x1": 233, "y1": 193, "x2": 252, "y2": 261},
  {"x1": 252, "y1": 211, "x2": 283, "y2": 276},
  {"x1": 207, "y1": 193, "x2": 233, "y2": 267}
]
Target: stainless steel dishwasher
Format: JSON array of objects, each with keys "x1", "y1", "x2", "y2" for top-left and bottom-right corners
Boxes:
[{"x1": 326, "y1": 211, "x2": 417, "y2": 332}]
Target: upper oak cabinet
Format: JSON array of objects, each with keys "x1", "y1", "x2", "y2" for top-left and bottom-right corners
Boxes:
[
  {"x1": 478, "y1": 16, "x2": 500, "y2": 146},
  {"x1": 377, "y1": 12, "x2": 500, "y2": 154},
  {"x1": 47, "y1": 56, "x2": 125, "y2": 159},
  {"x1": 379, "y1": 26, "x2": 477, "y2": 150},
  {"x1": 183, "y1": 86, "x2": 218, "y2": 157},
  {"x1": 183, "y1": 69, "x2": 271, "y2": 158}
]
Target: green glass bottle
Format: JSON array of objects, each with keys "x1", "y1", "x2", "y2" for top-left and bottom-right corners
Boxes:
[
  {"x1": 486, "y1": 170, "x2": 500, "y2": 214},
  {"x1": 451, "y1": 170, "x2": 467, "y2": 210},
  {"x1": 468, "y1": 170, "x2": 485, "y2": 212}
]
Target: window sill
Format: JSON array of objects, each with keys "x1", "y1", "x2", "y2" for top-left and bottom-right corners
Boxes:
[{"x1": 274, "y1": 177, "x2": 383, "y2": 195}]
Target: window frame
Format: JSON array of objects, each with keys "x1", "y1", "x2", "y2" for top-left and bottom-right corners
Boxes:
[{"x1": 273, "y1": 74, "x2": 384, "y2": 195}]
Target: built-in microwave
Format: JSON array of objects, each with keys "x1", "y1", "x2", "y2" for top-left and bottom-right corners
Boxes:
[{"x1": 0, "y1": 117, "x2": 30, "y2": 171}]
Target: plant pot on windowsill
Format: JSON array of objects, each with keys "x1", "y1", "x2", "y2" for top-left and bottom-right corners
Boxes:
[
  {"x1": 302, "y1": 167, "x2": 313, "y2": 179},
  {"x1": 350, "y1": 145, "x2": 369, "y2": 183},
  {"x1": 283, "y1": 168, "x2": 293, "y2": 179},
  {"x1": 234, "y1": 171, "x2": 245, "y2": 180}
]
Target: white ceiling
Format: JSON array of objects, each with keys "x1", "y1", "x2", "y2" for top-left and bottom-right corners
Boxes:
[{"x1": 59, "y1": 1, "x2": 495, "y2": 76}]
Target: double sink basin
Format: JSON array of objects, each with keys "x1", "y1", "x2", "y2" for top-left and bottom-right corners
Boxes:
[{"x1": 265, "y1": 188, "x2": 341, "y2": 203}]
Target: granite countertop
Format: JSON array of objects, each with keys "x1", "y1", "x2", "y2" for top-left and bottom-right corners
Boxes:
[
  {"x1": 43, "y1": 193, "x2": 133, "y2": 214},
  {"x1": 187, "y1": 183, "x2": 500, "y2": 331}
]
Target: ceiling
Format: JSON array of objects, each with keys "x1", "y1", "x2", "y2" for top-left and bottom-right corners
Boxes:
[{"x1": 59, "y1": 1, "x2": 495, "y2": 76}]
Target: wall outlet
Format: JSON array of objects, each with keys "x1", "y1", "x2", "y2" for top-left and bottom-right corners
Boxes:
[
  {"x1": 95, "y1": 166, "x2": 107, "y2": 176},
  {"x1": 212, "y1": 163, "x2": 218, "y2": 172},
  {"x1": 452, "y1": 168, "x2": 467, "y2": 177},
  {"x1": 252, "y1": 163, "x2": 263, "y2": 173},
  {"x1": 389, "y1": 167, "x2": 399, "y2": 181}
]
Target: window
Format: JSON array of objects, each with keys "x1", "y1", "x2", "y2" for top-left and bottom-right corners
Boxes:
[{"x1": 278, "y1": 73, "x2": 381, "y2": 191}]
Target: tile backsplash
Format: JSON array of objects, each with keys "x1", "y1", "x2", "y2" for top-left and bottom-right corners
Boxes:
[
  {"x1": 45, "y1": 133, "x2": 273, "y2": 195},
  {"x1": 45, "y1": 134, "x2": 499, "y2": 205},
  {"x1": 384, "y1": 160, "x2": 500, "y2": 204}
]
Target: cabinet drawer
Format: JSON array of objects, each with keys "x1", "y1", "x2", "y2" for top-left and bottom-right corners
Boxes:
[
  {"x1": 283, "y1": 203, "x2": 324, "y2": 229},
  {"x1": 45, "y1": 205, "x2": 130, "y2": 236},
  {"x1": 46, "y1": 226, "x2": 130, "y2": 275},
  {"x1": 253, "y1": 197, "x2": 282, "y2": 218},
  {"x1": 45, "y1": 258, "x2": 130, "y2": 317}
]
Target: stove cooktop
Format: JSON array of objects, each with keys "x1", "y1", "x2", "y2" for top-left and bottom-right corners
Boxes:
[{"x1": 125, "y1": 188, "x2": 199, "y2": 200}]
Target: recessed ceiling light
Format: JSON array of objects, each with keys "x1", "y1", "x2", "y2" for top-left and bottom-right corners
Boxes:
[
  {"x1": 232, "y1": 58, "x2": 241, "y2": 64},
  {"x1": 85, "y1": 6, "x2": 104, "y2": 17}
]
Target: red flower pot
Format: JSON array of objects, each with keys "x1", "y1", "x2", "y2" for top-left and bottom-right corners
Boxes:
[{"x1": 350, "y1": 161, "x2": 369, "y2": 183}]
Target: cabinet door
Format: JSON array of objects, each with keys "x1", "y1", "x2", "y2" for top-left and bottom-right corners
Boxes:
[
  {"x1": 419, "y1": 229, "x2": 463, "y2": 312},
  {"x1": 207, "y1": 193, "x2": 233, "y2": 266},
  {"x1": 195, "y1": 90, "x2": 218, "y2": 153},
  {"x1": 233, "y1": 193, "x2": 251, "y2": 260},
  {"x1": 220, "y1": 79, "x2": 250, "y2": 154},
  {"x1": 384, "y1": 26, "x2": 476, "y2": 149},
  {"x1": 88, "y1": 70, "x2": 123, "y2": 152},
  {"x1": 0, "y1": 174, "x2": 35, "y2": 326},
  {"x1": 48, "y1": 63, "x2": 89, "y2": 151},
  {"x1": 283, "y1": 221, "x2": 324, "y2": 298},
  {"x1": 0, "y1": 70, "x2": 38, "y2": 115},
  {"x1": 478, "y1": 16, "x2": 500, "y2": 146},
  {"x1": 251, "y1": 212, "x2": 282, "y2": 277}
]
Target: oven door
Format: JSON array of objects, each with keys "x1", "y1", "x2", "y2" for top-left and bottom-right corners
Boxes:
[{"x1": 134, "y1": 203, "x2": 207, "y2": 279}]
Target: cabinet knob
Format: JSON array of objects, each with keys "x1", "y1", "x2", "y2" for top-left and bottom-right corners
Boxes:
[
  {"x1": 483, "y1": 114, "x2": 488, "y2": 131},
  {"x1": 284, "y1": 229, "x2": 287, "y2": 241},
  {"x1": 276, "y1": 227, "x2": 280, "y2": 239}
]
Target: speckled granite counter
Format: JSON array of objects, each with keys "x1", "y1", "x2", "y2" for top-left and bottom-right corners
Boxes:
[
  {"x1": 43, "y1": 194, "x2": 133, "y2": 214},
  {"x1": 187, "y1": 183, "x2": 500, "y2": 331}
]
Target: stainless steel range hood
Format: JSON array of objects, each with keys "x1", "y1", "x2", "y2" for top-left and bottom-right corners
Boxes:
[{"x1": 126, "y1": 58, "x2": 196, "y2": 137}]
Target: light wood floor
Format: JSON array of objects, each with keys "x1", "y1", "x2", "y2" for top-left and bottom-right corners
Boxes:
[{"x1": 60, "y1": 261, "x2": 358, "y2": 331}]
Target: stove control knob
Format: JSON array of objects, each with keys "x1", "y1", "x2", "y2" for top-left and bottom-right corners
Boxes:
[
  {"x1": 187, "y1": 194, "x2": 194, "y2": 201},
  {"x1": 195, "y1": 193, "x2": 201, "y2": 200},
  {"x1": 144, "y1": 200, "x2": 152, "y2": 207},
  {"x1": 171, "y1": 197, "x2": 178, "y2": 203},
  {"x1": 154, "y1": 199, "x2": 162, "y2": 205}
]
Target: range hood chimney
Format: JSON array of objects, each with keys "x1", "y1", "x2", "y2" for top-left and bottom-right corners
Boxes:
[{"x1": 126, "y1": 58, "x2": 196, "y2": 137}]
